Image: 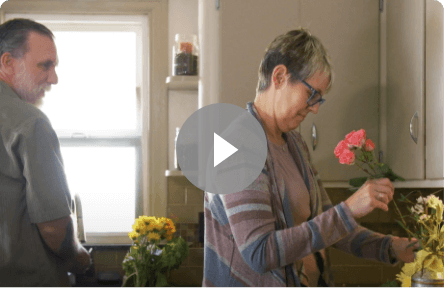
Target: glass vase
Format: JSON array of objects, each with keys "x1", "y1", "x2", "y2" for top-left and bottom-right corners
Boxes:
[
  {"x1": 411, "y1": 251, "x2": 444, "y2": 287},
  {"x1": 411, "y1": 268, "x2": 444, "y2": 287}
]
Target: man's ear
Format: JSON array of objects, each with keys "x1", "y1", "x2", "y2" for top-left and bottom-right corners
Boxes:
[
  {"x1": 271, "y1": 65, "x2": 289, "y2": 90},
  {"x1": 0, "y1": 52, "x2": 15, "y2": 74}
]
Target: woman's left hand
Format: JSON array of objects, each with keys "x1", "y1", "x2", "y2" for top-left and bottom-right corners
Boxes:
[{"x1": 390, "y1": 236, "x2": 421, "y2": 263}]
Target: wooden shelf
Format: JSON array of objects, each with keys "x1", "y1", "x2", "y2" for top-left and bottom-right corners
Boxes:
[
  {"x1": 165, "y1": 170, "x2": 199, "y2": 179},
  {"x1": 166, "y1": 76, "x2": 198, "y2": 90},
  {"x1": 165, "y1": 170, "x2": 184, "y2": 177}
]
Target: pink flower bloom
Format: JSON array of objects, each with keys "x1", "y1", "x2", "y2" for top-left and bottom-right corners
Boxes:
[
  {"x1": 345, "y1": 129, "x2": 366, "y2": 148},
  {"x1": 344, "y1": 131, "x2": 355, "y2": 144},
  {"x1": 334, "y1": 140, "x2": 349, "y2": 158},
  {"x1": 339, "y1": 149, "x2": 355, "y2": 165},
  {"x1": 364, "y1": 139, "x2": 375, "y2": 152}
]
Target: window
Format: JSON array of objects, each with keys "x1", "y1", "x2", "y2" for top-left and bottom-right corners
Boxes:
[{"x1": 7, "y1": 14, "x2": 148, "y2": 243}]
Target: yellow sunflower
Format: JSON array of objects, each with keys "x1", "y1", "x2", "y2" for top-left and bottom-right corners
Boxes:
[
  {"x1": 148, "y1": 232, "x2": 161, "y2": 242},
  {"x1": 132, "y1": 223, "x2": 141, "y2": 234},
  {"x1": 128, "y1": 231, "x2": 139, "y2": 241},
  {"x1": 151, "y1": 219, "x2": 164, "y2": 231},
  {"x1": 166, "y1": 218, "x2": 175, "y2": 230}
]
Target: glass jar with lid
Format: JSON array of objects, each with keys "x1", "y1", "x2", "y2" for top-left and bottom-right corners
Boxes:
[{"x1": 172, "y1": 34, "x2": 199, "y2": 76}]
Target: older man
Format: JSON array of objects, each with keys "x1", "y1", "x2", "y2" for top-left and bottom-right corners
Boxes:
[{"x1": 0, "y1": 18, "x2": 91, "y2": 286}]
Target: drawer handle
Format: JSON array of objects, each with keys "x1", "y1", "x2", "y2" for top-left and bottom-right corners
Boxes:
[
  {"x1": 409, "y1": 111, "x2": 418, "y2": 144},
  {"x1": 312, "y1": 123, "x2": 317, "y2": 151}
]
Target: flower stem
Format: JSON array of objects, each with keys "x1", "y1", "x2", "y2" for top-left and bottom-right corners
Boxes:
[
  {"x1": 393, "y1": 199, "x2": 407, "y2": 227},
  {"x1": 362, "y1": 151, "x2": 378, "y2": 175},
  {"x1": 122, "y1": 272, "x2": 137, "y2": 287},
  {"x1": 355, "y1": 162, "x2": 374, "y2": 177}
]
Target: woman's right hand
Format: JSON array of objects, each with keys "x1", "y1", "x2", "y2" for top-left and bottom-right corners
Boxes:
[{"x1": 345, "y1": 178, "x2": 395, "y2": 219}]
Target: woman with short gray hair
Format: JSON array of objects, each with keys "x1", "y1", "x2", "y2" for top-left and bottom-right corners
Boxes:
[{"x1": 203, "y1": 28, "x2": 418, "y2": 287}]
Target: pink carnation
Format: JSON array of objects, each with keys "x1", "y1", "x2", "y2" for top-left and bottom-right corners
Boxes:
[
  {"x1": 339, "y1": 149, "x2": 355, "y2": 165},
  {"x1": 345, "y1": 129, "x2": 366, "y2": 148},
  {"x1": 364, "y1": 139, "x2": 375, "y2": 152},
  {"x1": 334, "y1": 140, "x2": 349, "y2": 158}
]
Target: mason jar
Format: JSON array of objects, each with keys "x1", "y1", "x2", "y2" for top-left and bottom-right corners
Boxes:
[{"x1": 172, "y1": 34, "x2": 199, "y2": 76}]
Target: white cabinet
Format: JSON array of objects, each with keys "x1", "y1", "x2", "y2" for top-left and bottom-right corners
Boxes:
[
  {"x1": 216, "y1": 0, "x2": 380, "y2": 182},
  {"x1": 299, "y1": 0, "x2": 380, "y2": 182},
  {"x1": 200, "y1": 0, "x2": 444, "y2": 187},
  {"x1": 385, "y1": 0, "x2": 425, "y2": 181},
  {"x1": 425, "y1": 0, "x2": 444, "y2": 180},
  {"x1": 384, "y1": 0, "x2": 444, "y2": 186},
  {"x1": 218, "y1": 0, "x2": 301, "y2": 108}
]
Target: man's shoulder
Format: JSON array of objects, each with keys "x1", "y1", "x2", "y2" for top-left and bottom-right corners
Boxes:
[{"x1": 0, "y1": 95, "x2": 51, "y2": 132}]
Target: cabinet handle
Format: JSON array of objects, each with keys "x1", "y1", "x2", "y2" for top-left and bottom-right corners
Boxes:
[
  {"x1": 312, "y1": 123, "x2": 317, "y2": 151},
  {"x1": 409, "y1": 111, "x2": 418, "y2": 144}
]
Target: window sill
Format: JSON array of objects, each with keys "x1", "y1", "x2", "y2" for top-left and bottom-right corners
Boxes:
[{"x1": 83, "y1": 233, "x2": 132, "y2": 245}]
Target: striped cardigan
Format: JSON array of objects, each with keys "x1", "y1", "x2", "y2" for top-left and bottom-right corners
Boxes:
[{"x1": 203, "y1": 102, "x2": 398, "y2": 287}]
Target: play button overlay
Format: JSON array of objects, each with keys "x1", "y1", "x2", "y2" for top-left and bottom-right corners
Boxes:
[
  {"x1": 176, "y1": 103, "x2": 267, "y2": 195},
  {"x1": 214, "y1": 133, "x2": 238, "y2": 167}
]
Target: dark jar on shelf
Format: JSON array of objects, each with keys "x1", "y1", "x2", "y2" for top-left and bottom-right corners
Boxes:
[{"x1": 173, "y1": 34, "x2": 199, "y2": 76}]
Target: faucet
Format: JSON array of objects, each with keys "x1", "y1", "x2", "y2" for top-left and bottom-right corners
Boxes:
[{"x1": 73, "y1": 194, "x2": 86, "y2": 243}]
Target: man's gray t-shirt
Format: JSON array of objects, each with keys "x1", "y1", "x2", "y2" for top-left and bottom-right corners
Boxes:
[{"x1": 0, "y1": 81, "x2": 73, "y2": 286}]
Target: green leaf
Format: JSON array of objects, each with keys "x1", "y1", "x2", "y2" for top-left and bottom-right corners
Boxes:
[
  {"x1": 389, "y1": 170, "x2": 405, "y2": 181},
  {"x1": 349, "y1": 177, "x2": 368, "y2": 187},
  {"x1": 155, "y1": 272, "x2": 168, "y2": 287},
  {"x1": 364, "y1": 151, "x2": 374, "y2": 162},
  {"x1": 375, "y1": 163, "x2": 405, "y2": 182},
  {"x1": 377, "y1": 163, "x2": 390, "y2": 174},
  {"x1": 396, "y1": 220, "x2": 407, "y2": 230},
  {"x1": 399, "y1": 194, "x2": 406, "y2": 201},
  {"x1": 130, "y1": 246, "x2": 138, "y2": 257},
  {"x1": 372, "y1": 173, "x2": 386, "y2": 179}
]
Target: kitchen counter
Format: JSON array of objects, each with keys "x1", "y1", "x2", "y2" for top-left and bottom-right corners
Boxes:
[{"x1": 74, "y1": 275, "x2": 122, "y2": 287}]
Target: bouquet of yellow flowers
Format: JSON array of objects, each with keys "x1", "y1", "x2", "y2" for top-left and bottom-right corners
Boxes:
[
  {"x1": 393, "y1": 191, "x2": 444, "y2": 287},
  {"x1": 122, "y1": 216, "x2": 189, "y2": 287}
]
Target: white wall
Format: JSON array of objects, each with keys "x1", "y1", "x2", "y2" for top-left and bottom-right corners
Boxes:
[{"x1": 168, "y1": 0, "x2": 199, "y2": 170}]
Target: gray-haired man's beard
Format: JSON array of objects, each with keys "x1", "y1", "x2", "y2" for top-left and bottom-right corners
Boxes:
[
  {"x1": 33, "y1": 97, "x2": 44, "y2": 108},
  {"x1": 33, "y1": 86, "x2": 51, "y2": 108}
]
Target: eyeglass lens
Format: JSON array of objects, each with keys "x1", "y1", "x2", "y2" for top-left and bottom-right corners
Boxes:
[{"x1": 307, "y1": 92, "x2": 323, "y2": 106}]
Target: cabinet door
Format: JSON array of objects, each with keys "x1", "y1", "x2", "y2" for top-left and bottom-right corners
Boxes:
[
  {"x1": 425, "y1": 0, "x2": 444, "y2": 179},
  {"x1": 299, "y1": 0, "x2": 380, "y2": 181},
  {"x1": 386, "y1": 0, "x2": 425, "y2": 180},
  {"x1": 219, "y1": 0, "x2": 301, "y2": 108}
]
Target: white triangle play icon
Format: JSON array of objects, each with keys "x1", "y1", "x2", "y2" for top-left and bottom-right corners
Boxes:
[{"x1": 214, "y1": 133, "x2": 238, "y2": 167}]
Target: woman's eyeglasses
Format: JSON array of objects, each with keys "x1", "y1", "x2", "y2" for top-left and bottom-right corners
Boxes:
[{"x1": 297, "y1": 77, "x2": 326, "y2": 107}]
